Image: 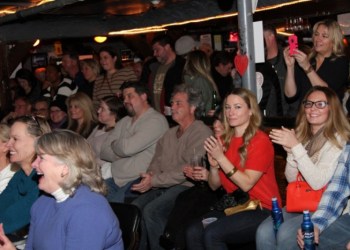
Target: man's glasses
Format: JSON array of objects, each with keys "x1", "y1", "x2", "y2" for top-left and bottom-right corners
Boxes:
[{"x1": 302, "y1": 100, "x2": 328, "y2": 109}]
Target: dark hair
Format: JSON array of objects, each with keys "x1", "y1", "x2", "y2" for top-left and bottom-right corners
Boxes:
[
  {"x1": 263, "y1": 23, "x2": 277, "y2": 36},
  {"x1": 152, "y1": 34, "x2": 175, "y2": 50},
  {"x1": 171, "y1": 83, "x2": 205, "y2": 119},
  {"x1": 211, "y1": 51, "x2": 233, "y2": 67},
  {"x1": 99, "y1": 46, "x2": 122, "y2": 69},
  {"x1": 97, "y1": 96, "x2": 127, "y2": 131},
  {"x1": 15, "y1": 68, "x2": 37, "y2": 88},
  {"x1": 62, "y1": 50, "x2": 79, "y2": 62},
  {"x1": 120, "y1": 81, "x2": 151, "y2": 105}
]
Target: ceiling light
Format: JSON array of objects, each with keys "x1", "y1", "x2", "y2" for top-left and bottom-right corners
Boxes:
[
  {"x1": 33, "y1": 39, "x2": 40, "y2": 47},
  {"x1": 94, "y1": 36, "x2": 107, "y2": 43},
  {"x1": 151, "y1": 0, "x2": 161, "y2": 5}
]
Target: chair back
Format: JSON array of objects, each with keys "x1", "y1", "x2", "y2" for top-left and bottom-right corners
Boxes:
[{"x1": 109, "y1": 202, "x2": 141, "y2": 250}]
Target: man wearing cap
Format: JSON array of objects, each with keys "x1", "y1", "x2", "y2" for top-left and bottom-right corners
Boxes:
[
  {"x1": 175, "y1": 35, "x2": 199, "y2": 57},
  {"x1": 142, "y1": 34, "x2": 185, "y2": 115}
]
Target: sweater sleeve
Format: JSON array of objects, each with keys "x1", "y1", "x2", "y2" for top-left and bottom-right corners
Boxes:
[
  {"x1": 99, "y1": 122, "x2": 123, "y2": 162},
  {"x1": 287, "y1": 139, "x2": 344, "y2": 190},
  {"x1": 112, "y1": 112, "x2": 168, "y2": 157}
]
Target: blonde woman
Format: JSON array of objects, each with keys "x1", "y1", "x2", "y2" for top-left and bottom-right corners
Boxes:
[
  {"x1": 186, "y1": 88, "x2": 280, "y2": 249},
  {"x1": 183, "y1": 50, "x2": 220, "y2": 115},
  {"x1": 66, "y1": 92, "x2": 98, "y2": 138},
  {"x1": 284, "y1": 19, "x2": 349, "y2": 104},
  {"x1": 0, "y1": 130, "x2": 123, "y2": 249},
  {"x1": 0, "y1": 124, "x2": 17, "y2": 194},
  {"x1": 0, "y1": 116, "x2": 51, "y2": 234}
]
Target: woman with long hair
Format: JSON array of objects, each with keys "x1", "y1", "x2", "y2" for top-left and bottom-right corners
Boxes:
[
  {"x1": 284, "y1": 19, "x2": 349, "y2": 104},
  {"x1": 66, "y1": 92, "x2": 98, "y2": 138},
  {"x1": 0, "y1": 116, "x2": 51, "y2": 234},
  {"x1": 256, "y1": 86, "x2": 350, "y2": 250},
  {"x1": 0, "y1": 130, "x2": 123, "y2": 249},
  {"x1": 183, "y1": 50, "x2": 220, "y2": 115},
  {"x1": 186, "y1": 88, "x2": 281, "y2": 249}
]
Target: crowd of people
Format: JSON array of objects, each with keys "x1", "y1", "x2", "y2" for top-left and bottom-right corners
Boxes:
[{"x1": 0, "y1": 18, "x2": 350, "y2": 249}]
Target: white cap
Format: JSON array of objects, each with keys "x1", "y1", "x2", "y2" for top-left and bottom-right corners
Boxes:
[{"x1": 175, "y1": 35, "x2": 199, "y2": 56}]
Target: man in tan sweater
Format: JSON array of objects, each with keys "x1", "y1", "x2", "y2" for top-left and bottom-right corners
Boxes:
[{"x1": 132, "y1": 84, "x2": 212, "y2": 250}]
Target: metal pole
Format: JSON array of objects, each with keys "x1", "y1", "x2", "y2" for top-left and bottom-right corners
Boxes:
[{"x1": 237, "y1": 0, "x2": 256, "y2": 94}]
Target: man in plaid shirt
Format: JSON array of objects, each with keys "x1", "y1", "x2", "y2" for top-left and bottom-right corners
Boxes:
[{"x1": 297, "y1": 142, "x2": 350, "y2": 249}]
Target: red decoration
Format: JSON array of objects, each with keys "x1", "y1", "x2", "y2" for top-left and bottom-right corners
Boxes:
[{"x1": 234, "y1": 54, "x2": 249, "y2": 76}]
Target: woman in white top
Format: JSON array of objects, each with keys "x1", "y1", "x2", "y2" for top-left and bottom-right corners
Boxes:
[
  {"x1": 256, "y1": 86, "x2": 350, "y2": 250},
  {"x1": 87, "y1": 96, "x2": 127, "y2": 179},
  {"x1": 0, "y1": 124, "x2": 17, "y2": 194}
]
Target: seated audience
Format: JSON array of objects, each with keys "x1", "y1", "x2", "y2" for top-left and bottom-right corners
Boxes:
[
  {"x1": 87, "y1": 96, "x2": 127, "y2": 179},
  {"x1": 0, "y1": 124, "x2": 17, "y2": 194},
  {"x1": 131, "y1": 84, "x2": 212, "y2": 250},
  {"x1": 0, "y1": 116, "x2": 51, "y2": 234},
  {"x1": 1, "y1": 96, "x2": 32, "y2": 124},
  {"x1": 100, "y1": 81, "x2": 168, "y2": 202},
  {"x1": 297, "y1": 143, "x2": 350, "y2": 250},
  {"x1": 66, "y1": 92, "x2": 97, "y2": 138},
  {"x1": 32, "y1": 97, "x2": 50, "y2": 120},
  {"x1": 0, "y1": 130, "x2": 123, "y2": 249},
  {"x1": 256, "y1": 86, "x2": 350, "y2": 250},
  {"x1": 186, "y1": 88, "x2": 281, "y2": 249},
  {"x1": 161, "y1": 114, "x2": 225, "y2": 249},
  {"x1": 49, "y1": 100, "x2": 68, "y2": 130}
]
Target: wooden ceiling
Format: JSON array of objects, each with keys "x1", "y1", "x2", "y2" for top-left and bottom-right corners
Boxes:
[{"x1": 0, "y1": 0, "x2": 349, "y2": 42}]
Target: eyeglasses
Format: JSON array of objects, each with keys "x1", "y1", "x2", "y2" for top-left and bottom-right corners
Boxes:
[{"x1": 302, "y1": 100, "x2": 328, "y2": 109}]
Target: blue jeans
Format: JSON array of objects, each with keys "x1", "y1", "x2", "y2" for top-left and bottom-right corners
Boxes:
[
  {"x1": 132, "y1": 185, "x2": 189, "y2": 250},
  {"x1": 256, "y1": 208, "x2": 303, "y2": 250},
  {"x1": 105, "y1": 178, "x2": 140, "y2": 203},
  {"x1": 317, "y1": 213, "x2": 350, "y2": 250},
  {"x1": 186, "y1": 208, "x2": 270, "y2": 250}
]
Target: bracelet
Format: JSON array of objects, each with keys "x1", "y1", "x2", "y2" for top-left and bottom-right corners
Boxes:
[
  {"x1": 304, "y1": 65, "x2": 313, "y2": 74},
  {"x1": 225, "y1": 168, "x2": 237, "y2": 178}
]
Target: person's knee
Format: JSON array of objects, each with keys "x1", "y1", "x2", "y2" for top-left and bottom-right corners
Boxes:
[{"x1": 256, "y1": 218, "x2": 273, "y2": 242}]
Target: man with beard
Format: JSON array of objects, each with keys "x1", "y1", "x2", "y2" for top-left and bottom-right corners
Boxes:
[{"x1": 100, "y1": 81, "x2": 168, "y2": 203}]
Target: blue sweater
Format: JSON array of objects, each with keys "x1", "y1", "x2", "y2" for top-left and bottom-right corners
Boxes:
[
  {"x1": 25, "y1": 185, "x2": 123, "y2": 250},
  {"x1": 0, "y1": 169, "x2": 39, "y2": 234}
]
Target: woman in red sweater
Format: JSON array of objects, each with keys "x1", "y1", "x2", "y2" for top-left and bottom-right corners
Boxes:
[{"x1": 186, "y1": 88, "x2": 281, "y2": 249}]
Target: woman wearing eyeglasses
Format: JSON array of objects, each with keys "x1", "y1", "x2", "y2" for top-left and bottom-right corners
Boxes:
[
  {"x1": 256, "y1": 86, "x2": 350, "y2": 250},
  {"x1": 0, "y1": 116, "x2": 51, "y2": 235}
]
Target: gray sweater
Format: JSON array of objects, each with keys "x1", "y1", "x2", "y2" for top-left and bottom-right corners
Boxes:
[{"x1": 100, "y1": 108, "x2": 169, "y2": 187}]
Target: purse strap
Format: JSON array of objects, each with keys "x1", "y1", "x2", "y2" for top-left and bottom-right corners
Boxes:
[{"x1": 296, "y1": 171, "x2": 327, "y2": 191}]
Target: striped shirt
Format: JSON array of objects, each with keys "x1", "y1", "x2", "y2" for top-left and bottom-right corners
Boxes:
[{"x1": 92, "y1": 67, "x2": 137, "y2": 110}]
